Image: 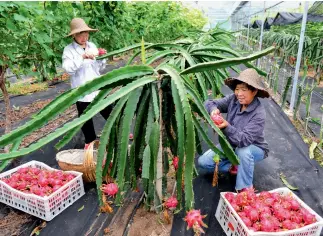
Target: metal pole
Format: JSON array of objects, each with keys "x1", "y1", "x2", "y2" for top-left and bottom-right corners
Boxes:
[
  {"x1": 246, "y1": 1, "x2": 251, "y2": 46},
  {"x1": 257, "y1": 1, "x2": 266, "y2": 66},
  {"x1": 289, "y1": 1, "x2": 309, "y2": 112},
  {"x1": 258, "y1": 1, "x2": 266, "y2": 51},
  {"x1": 235, "y1": 1, "x2": 283, "y2": 23}
]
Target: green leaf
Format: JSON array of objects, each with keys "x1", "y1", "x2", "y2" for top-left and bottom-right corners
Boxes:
[
  {"x1": 151, "y1": 84, "x2": 159, "y2": 121},
  {"x1": 158, "y1": 65, "x2": 195, "y2": 210},
  {"x1": 171, "y1": 80, "x2": 185, "y2": 208},
  {"x1": 149, "y1": 121, "x2": 160, "y2": 207},
  {"x1": 146, "y1": 50, "x2": 177, "y2": 65},
  {"x1": 36, "y1": 32, "x2": 52, "y2": 44},
  {"x1": 6, "y1": 19, "x2": 16, "y2": 31},
  {"x1": 97, "y1": 43, "x2": 152, "y2": 60},
  {"x1": 102, "y1": 125, "x2": 116, "y2": 177},
  {"x1": 176, "y1": 48, "x2": 208, "y2": 101},
  {"x1": 309, "y1": 141, "x2": 318, "y2": 160},
  {"x1": 181, "y1": 46, "x2": 275, "y2": 75},
  {"x1": 192, "y1": 116, "x2": 225, "y2": 156},
  {"x1": 132, "y1": 89, "x2": 151, "y2": 173},
  {"x1": 13, "y1": 13, "x2": 28, "y2": 22},
  {"x1": 0, "y1": 138, "x2": 21, "y2": 172},
  {"x1": 149, "y1": 121, "x2": 160, "y2": 175},
  {"x1": 142, "y1": 145, "x2": 151, "y2": 179},
  {"x1": 78, "y1": 205, "x2": 84, "y2": 212},
  {"x1": 213, "y1": 153, "x2": 220, "y2": 162},
  {"x1": 126, "y1": 50, "x2": 140, "y2": 66},
  {"x1": 96, "y1": 95, "x2": 130, "y2": 205},
  {"x1": 0, "y1": 66, "x2": 154, "y2": 148},
  {"x1": 116, "y1": 88, "x2": 143, "y2": 203},
  {"x1": 279, "y1": 173, "x2": 298, "y2": 190},
  {"x1": 141, "y1": 37, "x2": 146, "y2": 64},
  {"x1": 0, "y1": 76, "x2": 156, "y2": 161}
]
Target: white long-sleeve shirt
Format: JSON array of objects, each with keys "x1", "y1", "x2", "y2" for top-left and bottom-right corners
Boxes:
[{"x1": 62, "y1": 41, "x2": 106, "y2": 102}]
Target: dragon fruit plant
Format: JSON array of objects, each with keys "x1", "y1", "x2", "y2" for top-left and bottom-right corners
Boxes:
[{"x1": 0, "y1": 28, "x2": 274, "y2": 213}]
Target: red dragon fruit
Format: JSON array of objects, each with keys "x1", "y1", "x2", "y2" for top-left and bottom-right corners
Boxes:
[
  {"x1": 172, "y1": 156, "x2": 179, "y2": 170},
  {"x1": 224, "y1": 192, "x2": 235, "y2": 203},
  {"x1": 184, "y1": 209, "x2": 208, "y2": 234},
  {"x1": 101, "y1": 183, "x2": 118, "y2": 197},
  {"x1": 98, "y1": 48, "x2": 107, "y2": 56},
  {"x1": 164, "y1": 196, "x2": 178, "y2": 210},
  {"x1": 224, "y1": 189, "x2": 318, "y2": 233},
  {"x1": 211, "y1": 113, "x2": 223, "y2": 125}
]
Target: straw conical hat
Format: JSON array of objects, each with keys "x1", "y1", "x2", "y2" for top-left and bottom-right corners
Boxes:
[
  {"x1": 67, "y1": 18, "x2": 98, "y2": 37},
  {"x1": 224, "y1": 68, "x2": 270, "y2": 98}
]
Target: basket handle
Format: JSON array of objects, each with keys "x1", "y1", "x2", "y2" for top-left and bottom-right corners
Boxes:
[
  {"x1": 83, "y1": 140, "x2": 99, "y2": 166},
  {"x1": 83, "y1": 140, "x2": 99, "y2": 181}
]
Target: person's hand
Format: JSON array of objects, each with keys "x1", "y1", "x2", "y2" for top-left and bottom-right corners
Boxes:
[
  {"x1": 216, "y1": 119, "x2": 229, "y2": 129},
  {"x1": 82, "y1": 53, "x2": 96, "y2": 60},
  {"x1": 211, "y1": 108, "x2": 220, "y2": 117}
]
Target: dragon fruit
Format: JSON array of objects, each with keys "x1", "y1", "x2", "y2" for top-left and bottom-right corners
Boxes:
[
  {"x1": 172, "y1": 156, "x2": 179, "y2": 170},
  {"x1": 184, "y1": 209, "x2": 208, "y2": 234},
  {"x1": 164, "y1": 196, "x2": 178, "y2": 210},
  {"x1": 85, "y1": 48, "x2": 99, "y2": 57},
  {"x1": 101, "y1": 183, "x2": 118, "y2": 197},
  {"x1": 98, "y1": 48, "x2": 107, "y2": 56}
]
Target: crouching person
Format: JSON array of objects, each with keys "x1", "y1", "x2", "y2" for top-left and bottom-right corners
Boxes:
[{"x1": 197, "y1": 69, "x2": 270, "y2": 192}]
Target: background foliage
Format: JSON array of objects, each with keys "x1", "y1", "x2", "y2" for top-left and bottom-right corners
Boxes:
[
  {"x1": 242, "y1": 23, "x2": 323, "y2": 69},
  {"x1": 0, "y1": 1, "x2": 207, "y2": 81}
]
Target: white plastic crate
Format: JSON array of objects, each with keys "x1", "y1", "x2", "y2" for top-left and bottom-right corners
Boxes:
[
  {"x1": 0, "y1": 160, "x2": 85, "y2": 221},
  {"x1": 215, "y1": 187, "x2": 323, "y2": 236}
]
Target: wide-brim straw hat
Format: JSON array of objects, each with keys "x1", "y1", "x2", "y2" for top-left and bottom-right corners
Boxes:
[
  {"x1": 67, "y1": 18, "x2": 98, "y2": 37},
  {"x1": 224, "y1": 68, "x2": 270, "y2": 98}
]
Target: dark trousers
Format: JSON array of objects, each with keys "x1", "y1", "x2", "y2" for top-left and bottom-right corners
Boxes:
[{"x1": 76, "y1": 101, "x2": 113, "y2": 144}]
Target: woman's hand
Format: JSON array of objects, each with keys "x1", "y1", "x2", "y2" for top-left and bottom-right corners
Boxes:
[
  {"x1": 216, "y1": 119, "x2": 229, "y2": 129},
  {"x1": 82, "y1": 53, "x2": 96, "y2": 60},
  {"x1": 211, "y1": 108, "x2": 220, "y2": 117}
]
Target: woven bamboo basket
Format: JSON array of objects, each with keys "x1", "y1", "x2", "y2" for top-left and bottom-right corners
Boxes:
[{"x1": 56, "y1": 141, "x2": 103, "y2": 182}]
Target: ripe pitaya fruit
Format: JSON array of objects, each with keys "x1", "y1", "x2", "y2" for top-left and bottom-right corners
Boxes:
[
  {"x1": 85, "y1": 48, "x2": 99, "y2": 57},
  {"x1": 172, "y1": 156, "x2": 179, "y2": 170},
  {"x1": 184, "y1": 209, "x2": 208, "y2": 234},
  {"x1": 98, "y1": 48, "x2": 107, "y2": 56},
  {"x1": 211, "y1": 113, "x2": 223, "y2": 125},
  {"x1": 164, "y1": 196, "x2": 178, "y2": 210},
  {"x1": 224, "y1": 192, "x2": 235, "y2": 203},
  {"x1": 101, "y1": 183, "x2": 118, "y2": 197}
]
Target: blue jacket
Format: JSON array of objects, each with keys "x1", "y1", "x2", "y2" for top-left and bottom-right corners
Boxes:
[{"x1": 204, "y1": 94, "x2": 269, "y2": 156}]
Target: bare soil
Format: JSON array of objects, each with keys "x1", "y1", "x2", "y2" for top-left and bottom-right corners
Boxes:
[
  {"x1": 127, "y1": 159, "x2": 176, "y2": 236},
  {"x1": 0, "y1": 208, "x2": 32, "y2": 236},
  {"x1": 20, "y1": 105, "x2": 77, "y2": 148},
  {"x1": 0, "y1": 99, "x2": 52, "y2": 128},
  {"x1": 128, "y1": 208, "x2": 173, "y2": 236},
  {"x1": 0, "y1": 98, "x2": 78, "y2": 148}
]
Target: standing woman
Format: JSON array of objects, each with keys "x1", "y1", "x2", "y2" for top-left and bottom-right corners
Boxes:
[
  {"x1": 62, "y1": 18, "x2": 112, "y2": 149},
  {"x1": 198, "y1": 69, "x2": 270, "y2": 192}
]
